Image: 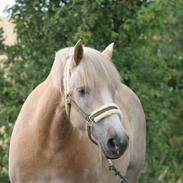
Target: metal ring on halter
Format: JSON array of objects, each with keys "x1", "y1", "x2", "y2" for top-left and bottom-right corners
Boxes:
[{"x1": 85, "y1": 116, "x2": 94, "y2": 127}]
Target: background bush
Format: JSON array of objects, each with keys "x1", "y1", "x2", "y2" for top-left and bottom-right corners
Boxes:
[{"x1": 0, "y1": 0, "x2": 182, "y2": 182}]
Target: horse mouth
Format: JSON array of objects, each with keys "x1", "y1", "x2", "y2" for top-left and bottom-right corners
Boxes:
[
  {"x1": 105, "y1": 154, "x2": 121, "y2": 160},
  {"x1": 100, "y1": 144, "x2": 122, "y2": 160}
]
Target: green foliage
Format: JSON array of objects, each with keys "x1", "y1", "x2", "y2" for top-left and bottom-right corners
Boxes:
[
  {"x1": 0, "y1": 0, "x2": 182, "y2": 182},
  {"x1": 0, "y1": 28, "x2": 4, "y2": 53},
  {"x1": 116, "y1": 1, "x2": 183, "y2": 182}
]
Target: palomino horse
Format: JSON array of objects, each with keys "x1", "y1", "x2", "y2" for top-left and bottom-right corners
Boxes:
[{"x1": 9, "y1": 41, "x2": 146, "y2": 183}]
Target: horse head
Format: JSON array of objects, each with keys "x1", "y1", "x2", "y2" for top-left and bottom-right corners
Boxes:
[{"x1": 63, "y1": 41, "x2": 129, "y2": 159}]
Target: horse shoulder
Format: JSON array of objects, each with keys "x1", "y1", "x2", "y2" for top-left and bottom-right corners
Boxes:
[{"x1": 9, "y1": 80, "x2": 53, "y2": 181}]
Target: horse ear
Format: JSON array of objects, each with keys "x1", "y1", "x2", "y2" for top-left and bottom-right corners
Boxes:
[
  {"x1": 102, "y1": 43, "x2": 114, "y2": 59},
  {"x1": 73, "y1": 40, "x2": 83, "y2": 65}
]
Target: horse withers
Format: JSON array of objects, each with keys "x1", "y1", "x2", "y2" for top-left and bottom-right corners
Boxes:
[{"x1": 9, "y1": 41, "x2": 146, "y2": 183}]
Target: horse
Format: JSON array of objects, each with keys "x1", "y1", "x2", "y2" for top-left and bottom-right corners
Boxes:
[{"x1": 9, "y1": 40, "x2": 146, "y2": 183}]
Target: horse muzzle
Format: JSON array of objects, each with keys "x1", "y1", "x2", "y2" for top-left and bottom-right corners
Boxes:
[{"x1": 103, "y1": 133, "x2": 129, "y2": 159}]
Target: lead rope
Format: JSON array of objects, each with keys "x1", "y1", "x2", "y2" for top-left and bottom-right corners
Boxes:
[{"x1": 107, "y1": 159, "x2": 130, "y2": 183}]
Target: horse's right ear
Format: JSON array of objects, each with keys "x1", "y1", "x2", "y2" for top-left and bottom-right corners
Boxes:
[
  {"x1": 73, "y1": 40, "x2": 83, "y2": 65},
  {"x1": 102, "y1": 42, "x2": 114, "y2": 60}
]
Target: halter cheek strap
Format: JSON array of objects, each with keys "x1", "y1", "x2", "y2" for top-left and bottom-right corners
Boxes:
[
  {"x1": 63, "y1": 57, "x2": 122, "y2": 144},
  {"x1": 63, "y1": 57, "x2": 72, "y2": 114}
]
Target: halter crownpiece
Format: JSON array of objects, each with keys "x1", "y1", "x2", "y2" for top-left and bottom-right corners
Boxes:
[{"x1": 63, "y1": 57, "x2": 72, "y2": 114}]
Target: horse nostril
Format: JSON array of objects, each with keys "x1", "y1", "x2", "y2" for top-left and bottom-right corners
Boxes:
[
  {"x1": 107, "y1": 134, "x2": 129, "y2": 156},
  {"x1": 107, "y1": 138, "x2": 119, "y2": 153}
]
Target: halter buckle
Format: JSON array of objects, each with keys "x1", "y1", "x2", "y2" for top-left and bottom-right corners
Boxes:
[{"x1": 85, "y1": 116, "x2": 94, "y2": 127}]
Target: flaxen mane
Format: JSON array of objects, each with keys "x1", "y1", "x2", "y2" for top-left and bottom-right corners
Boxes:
[{"x1": 51, "y1": 47, "x2": 121, "y2": 92}]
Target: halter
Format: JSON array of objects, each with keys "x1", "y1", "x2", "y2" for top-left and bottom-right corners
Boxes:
[
  {"x1": 63, "y1": 57, "x2": 122, "y2": 144},
  {"x1": 63, "y1": 56, "x2": 130, "y2": 183}
]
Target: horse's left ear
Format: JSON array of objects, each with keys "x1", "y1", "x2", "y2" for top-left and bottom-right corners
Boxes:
[
  {"x1": 73, "y1": 40, "x2": 84, "y2": 65},
  {"x1": 102, "y1": 43, "x2": 114, "y2": 59}
]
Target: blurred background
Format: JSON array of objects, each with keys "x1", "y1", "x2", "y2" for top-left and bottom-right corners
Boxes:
[{"x1": 0, "y1": 0, "x2": 182, "y2": 182}]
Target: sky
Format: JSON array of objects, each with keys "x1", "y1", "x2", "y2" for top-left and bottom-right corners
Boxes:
[{"x1": 0, "y1": 0, "x2": 16, "y2": 16}]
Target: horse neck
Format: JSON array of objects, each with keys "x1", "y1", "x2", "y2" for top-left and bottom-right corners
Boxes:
[
  {"x1": 34, "y1": 74, "x2": 72, "y2": 151},
  {"x1": 33, "y1": 75, "x2": 103, "y2": 178}
]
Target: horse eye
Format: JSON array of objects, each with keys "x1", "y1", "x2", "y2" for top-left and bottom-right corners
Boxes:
[{"x1": 77, "y1": 87, "x2": 89, "y2": 97}]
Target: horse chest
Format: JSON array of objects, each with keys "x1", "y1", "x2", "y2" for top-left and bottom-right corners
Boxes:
[
  {"x1": 34, "y1": 157, "x2": 116, "y2": 183},
  {"x1": 30, "y1": 155, "x2": 101, "y2": 183}
]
